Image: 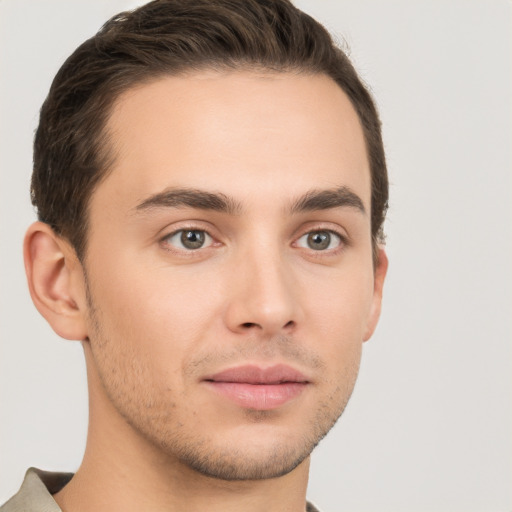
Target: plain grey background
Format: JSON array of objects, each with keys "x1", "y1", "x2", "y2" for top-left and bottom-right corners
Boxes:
[{"x1": 1, "y1": 1, "x2": 511, "y2": 511}]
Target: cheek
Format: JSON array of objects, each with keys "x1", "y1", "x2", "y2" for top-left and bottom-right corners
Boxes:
[
  {"x1": 87, "y1": 256, "x2": 225, "y2": 364},
  {"x1": 301, "y1": 264, "x2": 375, "y2": 340},
  {"x1": 297, "y1": 262, "x2": 374, "y2": 386}
]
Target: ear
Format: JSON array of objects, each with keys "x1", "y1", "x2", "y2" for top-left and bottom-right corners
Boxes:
[
  {"x1": 24, "y1": 221, "x2": 88, "y2": 341},
  {"x1": 363, "y1": 247, "x2": 388, "y2": 342}
]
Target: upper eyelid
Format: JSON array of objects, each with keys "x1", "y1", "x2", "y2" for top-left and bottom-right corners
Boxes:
[
  {"x1": 161, "y1": 227, "x2": 215, "y2": 244},
  {"x1": 293, "y1": 224, "x2": 349, "y2": 242},
  {"x1": 158, "y1": 222, "x2": 217, "y2": 240},
  {"x1": 299, "y1": 228, "x2": 344, "y2": 238},
  {"x1": 164, "y1": 226, "x2": 211, "y2": 237}
]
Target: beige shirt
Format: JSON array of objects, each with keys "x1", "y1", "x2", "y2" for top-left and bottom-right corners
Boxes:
[
  {"x1": 1, "y1": 468, "x2": 321, "y2": 512},
  {"x1": 1, "y1": 468, "x2": 72, "y2": 512}
]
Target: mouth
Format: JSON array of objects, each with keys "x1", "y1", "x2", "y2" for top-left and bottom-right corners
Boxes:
[{"x1": 202, "y1": 364, "x2": 310, "y2": 410}]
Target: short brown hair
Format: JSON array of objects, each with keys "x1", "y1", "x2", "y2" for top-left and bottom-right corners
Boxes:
[{"x1": 32, "y1": 0, "x2": 388, "y2": 261}]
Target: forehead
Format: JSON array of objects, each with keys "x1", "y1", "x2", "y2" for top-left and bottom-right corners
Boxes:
[{"x1": 95, "y1": 70, "x2": 370, "y2": 213}]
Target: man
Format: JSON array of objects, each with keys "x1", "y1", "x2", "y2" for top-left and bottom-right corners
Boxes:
[{"x1": 1, "y1": 0, "x2": 388, "y2": 511}]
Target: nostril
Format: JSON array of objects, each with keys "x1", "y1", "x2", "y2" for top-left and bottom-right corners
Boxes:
[{"x1": 241, "y1": 320, "x2": 294, "y2": 330}]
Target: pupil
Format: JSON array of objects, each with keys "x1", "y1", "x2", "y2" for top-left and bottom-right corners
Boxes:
[
  {"x1": 308, "y1": 231, "x2": 330, "y2": 250},
  {"x1": 181, "y1": 230, "x2": 205, "y2": 249}
]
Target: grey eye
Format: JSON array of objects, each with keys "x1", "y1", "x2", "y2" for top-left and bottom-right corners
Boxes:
[
  {"x1": 166, "y1": 229, "x2": 212, "y2": 250},
  {"x1": 296, "y1": 230, "x2": 342, "y2": 251}
]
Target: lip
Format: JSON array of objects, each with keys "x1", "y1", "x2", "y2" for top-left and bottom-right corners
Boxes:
[{"x1": 203, "y1": 364, "x2": 310, "y2": 410}]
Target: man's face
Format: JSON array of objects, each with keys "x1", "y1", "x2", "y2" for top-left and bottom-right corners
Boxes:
[{"x1": 80, "y1": 71, "x2": 386, "y2": 480}]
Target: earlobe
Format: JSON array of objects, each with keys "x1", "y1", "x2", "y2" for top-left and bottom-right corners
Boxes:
[
  {"x1": 363, "y1": 247, "x2": 388, "y2": 342},
  {"x1": 24, "y1": 221, "x2": 88, "y2": 341}
]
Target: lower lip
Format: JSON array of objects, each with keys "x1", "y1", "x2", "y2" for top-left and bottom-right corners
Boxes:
[{"x1": 204, "y1": 381, "x2": 307, "y2": 410}]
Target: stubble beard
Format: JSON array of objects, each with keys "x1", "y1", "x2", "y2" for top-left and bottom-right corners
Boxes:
[
  {"x1": 151, "y1": 396, "x2": 351, "y2": 481},
  {"x1": 84, "y1": 279, "x2": 360, "y2": 482}
]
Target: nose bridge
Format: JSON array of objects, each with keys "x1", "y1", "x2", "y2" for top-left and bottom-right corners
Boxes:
[{"x1": 225, "y1": 232, "x2": 298, "y2": 335}]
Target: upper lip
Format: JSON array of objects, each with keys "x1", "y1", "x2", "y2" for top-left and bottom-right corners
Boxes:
[{"x1": 204, "y1": 364, "x2": 309, "y2": 384}]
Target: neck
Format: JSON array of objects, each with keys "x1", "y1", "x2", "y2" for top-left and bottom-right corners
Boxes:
[{"x1": 54, "y1": 345, "x2": 310, "y2": 512}]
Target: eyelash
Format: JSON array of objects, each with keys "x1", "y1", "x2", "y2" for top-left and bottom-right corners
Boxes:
[{"x1": 159, "y1": 226, "x2": 348, "y2": 256}]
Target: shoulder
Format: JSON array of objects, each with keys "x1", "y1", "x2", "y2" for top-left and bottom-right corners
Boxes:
[
  {"x1": 1, "y1": 468, "x2": 72, "y2": 512},
  {"x1": 306, "y1": 501, "x2": 323, "y2": 512}
]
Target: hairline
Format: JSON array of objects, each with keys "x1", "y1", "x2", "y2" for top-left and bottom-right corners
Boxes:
[{"x1": 66, "y1": 65, "x2": 378, "y2": 266}]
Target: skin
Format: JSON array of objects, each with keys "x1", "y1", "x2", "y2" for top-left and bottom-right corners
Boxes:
[{"x1": 24, "y1": 71, "x2": 387, "y2": 512}]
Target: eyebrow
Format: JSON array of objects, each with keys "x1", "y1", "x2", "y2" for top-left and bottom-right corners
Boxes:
[
  {"x1": 134, "y1": 187, "x2": 243, "y2": 215},
  {"x1": 289, "y1": 186, "x2": 366, "y2": 215},
  {"x1": 133, "y1": 185, "x2": 366, "y2": 216}
]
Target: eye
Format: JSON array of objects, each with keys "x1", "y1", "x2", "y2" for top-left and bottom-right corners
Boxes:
[
  {"x1": 163, "y1": 229, "x2": 213, "y2": 250},
  {"x1": 296, "y1": 230, "x2": 343, "y2": 251}
]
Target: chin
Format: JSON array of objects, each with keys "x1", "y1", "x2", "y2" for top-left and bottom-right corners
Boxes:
[
  {"x1": 164, "y1": 411, "x2": 338, "y2": 481},
  {"x1": 176, "y1": 441, "x2": 313, "y2": 481}
]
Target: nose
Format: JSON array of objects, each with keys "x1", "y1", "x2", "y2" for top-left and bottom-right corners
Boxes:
[{"x1": 224, "y1": 246, "x2": 300, "y2": 337}]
